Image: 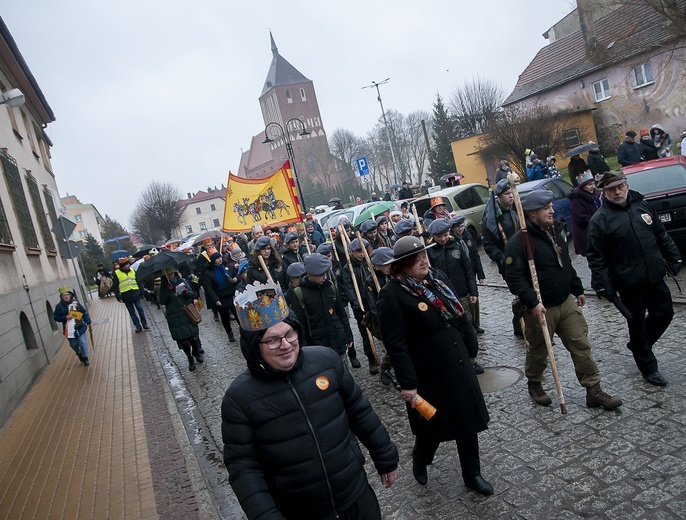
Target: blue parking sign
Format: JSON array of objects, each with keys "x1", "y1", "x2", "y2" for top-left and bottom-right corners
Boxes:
[{"x1": 356, "y1": 157, "x2": 370, "y2": 176}]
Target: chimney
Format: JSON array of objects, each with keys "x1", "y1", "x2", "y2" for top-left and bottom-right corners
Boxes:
[
  {"x1": 577, "y1": 0, "x2": 599, "y2": 59},
  {"x1": 187, "y1": 192, "x2": 192, "y2": 199}
]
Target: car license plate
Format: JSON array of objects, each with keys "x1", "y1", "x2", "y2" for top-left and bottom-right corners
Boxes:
[{"x1": 659, "y1": 213, "x2": 672, "y2": 223}]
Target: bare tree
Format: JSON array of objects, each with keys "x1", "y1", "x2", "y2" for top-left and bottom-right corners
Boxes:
[
  {"x1": 479, "y1": 104, "x2": 572, "y2": 174},
  {"x1": 130, "y1": 205, "x2": 163, "y2": 244},
  {"x1": 130, "y1": 181, "x2": 184, "y2": 241},
  {"x1": 449, "y1": 76, "x2": 505, "y2": 138},
  {"x1": 405, "y1": 110, "x2": 432, "y2": 185},
  {"x1": 329, "y1": 128, "x2": 364, "y2": 180}
]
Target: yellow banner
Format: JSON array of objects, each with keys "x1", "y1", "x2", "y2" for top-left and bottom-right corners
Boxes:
[{"x1": 222, "y1": 161, "x2": 302, "y2": 232}]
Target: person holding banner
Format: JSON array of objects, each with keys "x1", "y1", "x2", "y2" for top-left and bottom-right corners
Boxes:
[{"x1": 504, "y1": 190, "x2": 622, "y2": 410}]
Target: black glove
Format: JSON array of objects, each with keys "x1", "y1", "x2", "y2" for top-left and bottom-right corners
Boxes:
[
  {"x1": 596, "y1": 286, "x2": 617, "y2": 301},
  {"x1": 666, "y1": 260, "x2": 682, "y2": 277}
]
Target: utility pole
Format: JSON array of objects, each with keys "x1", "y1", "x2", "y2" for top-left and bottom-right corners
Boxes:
[
  {"x1": 421, "y1": 119, "x2": 434, "y2": 182},
  {"x1": 362, "y1": 78, "x2": 400, "y2": 185}
]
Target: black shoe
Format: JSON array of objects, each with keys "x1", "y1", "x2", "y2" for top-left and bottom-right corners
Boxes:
[
  {"x1": 195, "y1": 353, "x2": 204, "y2": 364},
  {"x1": 143, "y1": 325, "x2": 150, "y2": 330},
  {"x1": 228, "y1": 334, "x2": 236, "y2": 343},
  {"x1": 412, "y1": 449, "x2": 428, "y2": 486},
  {"x1": 473, "y1": 362, "x2": 485, "y2": 375},
  {"x1": 135, "y1": 326, "x2": 142, "y2": 333},
  {"x1": 380, "y1": 370, "x2": 393, "y2": 386},
  {"x1": 349, "y1": 356, "x2": 361, "y2": 369},
  {"x1": 643, "y1": 371, "x2": 667, "y2": 386},
  {"x1": 369, "y1": 361, "x2": 379, "y2": 375},
  {"x1": 83, "y1": 358, "x2": 90, "y2": 367},
  {"x1": 465, "y1": 475, "x2": 494, "y2": 496},
  {"x1": 474, "y1": 327, "x2": 485, "y2": 334},
  {"x1": 189, "y1": 359, "x2": 196, "y2": 371},
  {"x1": 514, "y1": 330, "x2": 524, "y2": 338}
]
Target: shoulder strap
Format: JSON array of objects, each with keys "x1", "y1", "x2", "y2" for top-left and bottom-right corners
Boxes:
[{"x1": 293, "y1": 287, "x2": 313, "y2": 337}]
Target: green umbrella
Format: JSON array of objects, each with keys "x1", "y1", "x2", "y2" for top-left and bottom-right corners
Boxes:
[{"x1": 354, "y1": 201, "x2": 396, "y2": 226}]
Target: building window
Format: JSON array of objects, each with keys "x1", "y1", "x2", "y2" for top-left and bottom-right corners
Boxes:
[
  {"x1": 199, "y1": 221, "x2": 207, "y2": 231},
  {"x1": 78, "y1": 230, "x2": 88, "y2": 237},
  {"x1": 34, "y1": 124, "x2": 53, "y2": 172},
  {"x1": 300, "y1": 88, "x2": 307, "y2": 102},
  {"x1": 210, "y1": 203, "x2": 216, "y2": 211},
  {"x1": 0, "y1": 189, "x2": 14, "y2": 247},
  {"x1": 0, "y1": 81, "x2": 22, "y2": 138},
  {"x1": 1, "y1": 149, "x2": 39, "y2": 249},
  {"x1": 196, "y1": 207, "x2": 202, "y2": 214},
  {"x1": 286, "y1": 89, "x2": 292, "y2": 104},
  {"x1": 74, "y1": 214, "x2": 83, "y2": 222},
  {"x1": 185, "y1": 225, "x2": 193, "y2": 234},
  {"x1": 592, "y1": 79, "x2": 611, "y2": 102},
  {"x1": 26, "y1": 172, "x2": 57, "y2": 253},
  {"x1": 213, "y1": 218, "x2": 220, "y2": 228},
  {"x1": 563, "y1": 128, "x2": 581, "y2": 148},
  {"x1": 20, "y1": 111, "x2": 39, "y2": 157},
  {"x1": 632, "y1": 62, "x2": 654, "y2": 88}
]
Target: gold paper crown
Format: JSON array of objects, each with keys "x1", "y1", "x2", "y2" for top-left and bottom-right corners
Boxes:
[{"x1": 233, "y1": 280, "x2": 289, "y2": 331}]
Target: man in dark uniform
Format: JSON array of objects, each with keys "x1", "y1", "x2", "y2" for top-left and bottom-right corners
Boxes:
[
  {"x1": 587, "y1": 170, "x2": 682, "y2": 386},
  {"x1": 482, "y1": 179, "x2": 522, "y2": 336},
  {"x1": 504, "y1": 190, "x2": 622, "y2": 409},
  {"x1": 450, "y1": 215, "x2": 485, "y2": 333},
  {"x1": 398, "y1": 181, "x2": 414, "y2": 200}
]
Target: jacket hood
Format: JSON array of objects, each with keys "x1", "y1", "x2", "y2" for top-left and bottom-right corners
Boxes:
[
  {"x1": 239, "y1": 314, "x2": 305, "y2": 379},
  {"x1": 650, "y1": 124, "x2": 666, "y2": 134}
]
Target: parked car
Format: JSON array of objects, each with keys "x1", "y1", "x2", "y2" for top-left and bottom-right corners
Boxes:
[
  {"x1": 318, "y1": 202, "x2": 393, "y2": 238},
  {"x1": 517, "y1": 178, "x2": 574, "y2": 235},
  {"x1": 412, "y1": 183, "x2": 490, "y2": 239},
  {"x1": 622, "y1": 155, "x2": 686, "y2": 250}
]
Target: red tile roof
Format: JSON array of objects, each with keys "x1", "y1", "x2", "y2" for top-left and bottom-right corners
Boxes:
[
  {"x1": 504, "y1": 3, "x2": 684, "y2": 106},
  {"x1": 177, "y1": 190, "x2": 225, "y2": 209}
]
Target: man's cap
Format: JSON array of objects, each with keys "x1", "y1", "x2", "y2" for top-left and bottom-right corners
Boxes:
[
  {"x1": 626, "y1": 130, "x2": 637, "y2": 137},
  {"x1": 58, "y1": 285, "x2": 71, "y2": 295},
  {"x1": 254, "y1": 236, "x2": 271, "y2": 250},
  {"x1": 304, "y1": 253, "x2": 330, "y2": 276},
  {"x1": 371, "y1": 247, "x2": 394, "y2": 266},
  {"x1": 430, "y1": 196, "x2": 446, "y2": 209},
  {"x1": 427, "y1": 219, "x2": 450, "y2": 235},
  {"x1": 236, "y1": 261, "x2": 249, "y2": 275},
  {"x1": 530, "y1": 154, "x2": 539, "y2": 161},
  {"x1": 284, "y1": 232, "x2": 299, "y2": 243},
  {"x1": 348, "y1": 238, "x2": 369, "y2": 251},
  {"x1": 596, "y1": 170, "x2": 627, "y2": 189},
  {"x1": 450, "y1": 215, "x2": 466, "y2": 227},
  {"x1": 316, "y1": 242, "x2": 333, "y2": 255},
  {"x1": 389, "y1": 236, "x2": 435, "y2": 264},
  {"x1": 394, "y1": 218, "x2": 415, "y2": 235},
  {"x1": 375, "y1": 215, "x2": 388, "y2": 225},
  {"x1": 210, "y1": 251, "x2": 222, "y2": 262},
  {"x1": 287, "y1": 261, "x2": 306, "y2": 278},
  {"x1": 521, "y1": 190, "x2": 554, "y2": 211},
  {"x1": 494, "y1": 179, "x2": 511, "y2": 196},
  {"x1": 360, "y1": 220, "x2": 378, "y2": 233}
]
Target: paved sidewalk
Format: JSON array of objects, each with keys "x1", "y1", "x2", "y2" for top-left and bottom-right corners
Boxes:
[{"x1": 0, "y1": 297, "x2": 204, "y2": 519}]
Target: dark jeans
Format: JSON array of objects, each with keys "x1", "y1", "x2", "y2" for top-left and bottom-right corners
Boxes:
[
  {"x1": 413, "y1": 433, "x2": 481, "y2": 481},
  {"x1": 339, "y1": 483, "x2": 381, "y2": 520},
  {"x1": 124, "y1": 298, "x2": 147, "y2": 328},
  {"x1": 619, "y1": 280, "x2": 674, "y2": 375},
  {"x1": 352, "y1": 307, "x2": 374, "y2": 363},
  {"x1": 216, "y1": 305, "x2": 236, "y2": 339}
]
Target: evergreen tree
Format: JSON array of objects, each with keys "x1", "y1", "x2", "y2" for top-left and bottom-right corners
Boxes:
[
  {"x1": 101, "y1": 215, "x2": 133, "y2": 256},
  {"x1": 429, "y1": 94, "x2": 457, "y2": 180},
  {"x1": 83, "y1": 233, "x2": 106, "y2": 266}
]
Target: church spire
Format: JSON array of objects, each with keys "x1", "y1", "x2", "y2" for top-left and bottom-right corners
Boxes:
[{"x1": 270, "y1": 31, "x2": 278, "y2": 55}]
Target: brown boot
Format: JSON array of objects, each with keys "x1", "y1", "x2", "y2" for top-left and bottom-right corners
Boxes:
[
  {"x1": 527, "y1": 381, "x2": 552, "y2": 406},
  {"x1": 586, "y1": 383, "x2": 622, "y2": 410}
]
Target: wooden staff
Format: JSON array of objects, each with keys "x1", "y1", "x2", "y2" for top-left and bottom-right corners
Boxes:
[
  {"x1": 355, "y1": 230, "x2": 381, "y2": 292},
  {"x1": 507, "y1": 172, "x2": 567, "y2": 414},
  {"x1": 302, "y1": 231, "x2": 312, "y2": 254},
  {"x1": 338, "y1": 225, "x2": 380, "y2": 365},
  {"x1": 330, "y1": 234, "x2": 341, "y2": 264},
  {"x1": 410, "y1": 203, "x2": 425, "y2": 245},
  {"x1": 257, "y1": 255, "x2": 275, "y2": 284}
]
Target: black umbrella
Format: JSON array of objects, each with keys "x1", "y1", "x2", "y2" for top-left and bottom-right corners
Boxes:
[
  {"x1": 134, "y1": 249, "x2": 191, "y2": 280},
  {"x1": 564, "y1": 141, "x2": 598, "y2": 158},
  {"x1": 132, "y1": 244, "x2": 157, "y2": 259},
  {"x1": 109, "y1": 249, "x2": 131, "y2": 262},
  {"x1": 329, "y1": 197, "x2": 341, "y2": 203},
  {"x1": 192, "y1": 229, "x2": 222, "y2": 246}
]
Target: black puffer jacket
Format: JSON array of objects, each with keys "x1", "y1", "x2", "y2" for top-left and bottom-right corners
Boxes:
[
  {"x1": 427, "y1": 238, "x2": 477, "y2": 297},
  {"x1": 222, "y1": 318, "x2": 398, "y2": 520},
  {"x1": 504, "y1": 219, "x2": 583, "y2": 308},
  {"x1": 291, "y1": 277, "x2": 353, "y2": 354},
  {"x1": 587, "y1": 190, "x2": 681, "y2": 291}
]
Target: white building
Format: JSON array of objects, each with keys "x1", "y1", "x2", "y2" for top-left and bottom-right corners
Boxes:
[
  {"x1": 176, "y1": 188, "x2": 226, "y2": 237},
  {"x1": 0, "y1": 16, "x2": 77, "y2": 427},
  {"x1": 60, "y1": 194, "x2": 105, "y2": 245}
]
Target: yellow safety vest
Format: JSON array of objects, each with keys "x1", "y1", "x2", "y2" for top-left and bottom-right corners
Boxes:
[{"x1": 115, "y1": 269, "x2": 139, "y2": 293}]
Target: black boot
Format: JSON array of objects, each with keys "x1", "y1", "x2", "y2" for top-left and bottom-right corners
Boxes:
[{"x1": 348, "y1": 349, "x2": 361, "y2": 368}]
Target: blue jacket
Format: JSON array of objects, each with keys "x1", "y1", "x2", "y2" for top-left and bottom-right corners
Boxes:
[
  {"x1": 526, "y1": 163, "x2": 546, "y2": 181},
  {"x1": 53, "y1": 295, "x2": 91, "y2": 337}
]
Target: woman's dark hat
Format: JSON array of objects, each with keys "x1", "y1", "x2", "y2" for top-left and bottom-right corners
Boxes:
[{"x1": 387, "y1": 236, "x2": 435, "y2": 264}]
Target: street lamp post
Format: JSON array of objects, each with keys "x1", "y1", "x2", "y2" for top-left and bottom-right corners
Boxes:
[
  {"x1": 263, "y1": 118, "x2": 310, "y2": 212},
  {"x1": 362, "y1": 78, "x2": 400, "y2": 185}
]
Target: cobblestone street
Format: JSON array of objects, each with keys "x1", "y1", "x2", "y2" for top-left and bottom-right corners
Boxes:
[{"x1": 146, "y1": 245, "x2": 686, "y2": 519}]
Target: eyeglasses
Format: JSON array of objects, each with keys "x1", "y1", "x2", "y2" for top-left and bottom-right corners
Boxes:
[{"x1": 260, "y1": 328, "x2": 298, "y2": 350}]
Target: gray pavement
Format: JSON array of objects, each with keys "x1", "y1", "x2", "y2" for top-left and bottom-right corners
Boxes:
[{"x1": 146, "y1": 244, "x2": 686, "y2": 519}]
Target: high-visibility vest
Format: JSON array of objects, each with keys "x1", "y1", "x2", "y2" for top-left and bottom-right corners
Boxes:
[{"x1": 115, "y1": 269, "x2": 139, "y2": 293}]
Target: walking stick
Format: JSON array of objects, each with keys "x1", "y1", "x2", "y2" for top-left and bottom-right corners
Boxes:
[
  {"x1": 410, "y1": 204, "x2": 425, "y2": 245},
  {"x1": 338, "y1": 225, "x2": 380, "y2": 365},
  {"x1": 355, "y1": 230, "x2": 381, "y2": 293},
  {"x1": 507, "y1": 173, "x2": 567, "y2": 414},
  {"x1": 88, "y1": 325, "x2": 95, "y2": 350}
]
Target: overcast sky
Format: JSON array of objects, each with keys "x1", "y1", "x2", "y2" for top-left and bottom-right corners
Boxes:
[{"x1": 3, "y1": 1, "x2": 573, "y2": 230}]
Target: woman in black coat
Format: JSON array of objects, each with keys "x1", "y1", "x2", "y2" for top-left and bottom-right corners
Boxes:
[
  {"x1": 377, "y1": 236, "x2": 492, "y2": 495},
  {"x1": 567, "y1": 155, "x2": 589, "y2": 187},
  {"x1": 159, "y1": 269, "x2": 204, "y2": 371},
  {"x1": 569, "y1": 178, "x2": 601, "y2": 256},
  {"x1": 203, "y1": 252, "x2": 238, "y2": 342},
  {"x1": 246, "y1": 236, "x2": 284, "y2": 289}
]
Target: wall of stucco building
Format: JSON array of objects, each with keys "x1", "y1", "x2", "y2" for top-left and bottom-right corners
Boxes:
[{"x1": 176, "y1": 192, "x2": 226, "y2": 237}]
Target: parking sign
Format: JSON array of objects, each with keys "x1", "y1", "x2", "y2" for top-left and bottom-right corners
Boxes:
[{"x1": 356, "y1": 157, "x2": 370, "y2": 177}]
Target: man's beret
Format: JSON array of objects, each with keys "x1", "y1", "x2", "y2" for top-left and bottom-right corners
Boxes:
[
  {"x1": 284, "y1": 232, "x2": 299, "y2": 243},
  {"x1": 348, "y1": 238, "x2": 369, "y2": 251},
  {"x1": 427, "y1": 219, "x2": 451, "y2": 235},
  {"x1": 450, "y1": 215, "x2": 466, "y2": 227},
  {"x1": 521, "y1": 190, "x2": 554, "y2": 211},
  {"x1": 254, "y1": 236, "x2": 272, "y2": 250},
  {"x1": 394, "y1": 219, "x2": 415, "y2": 235},
  {"x1": 316, "y1": 242, "x2": 333, "y2": 255},
  {"x1": 494, "y1": 179, "x2": 511, "y2": 196},
  {"x1": 371, "y1": 247, "x2": 394, "y2": 266},
  {"x1": 360, "y1": 220, "x2": 378, "y2": 233},
  {"x1": 375, "y1": 215, "x2": 388, "y2": 225},
  {"x1": 286, "y1": 262, "x2": 306, "y2": 278},
  {"x1": 304, "y1": 254, "x2": 330, "y2": 276}
]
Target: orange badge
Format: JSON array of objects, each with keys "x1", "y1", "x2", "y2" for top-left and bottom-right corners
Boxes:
[
  {"x1": 418, "y1": 302, "x2": 428, "y2": 312},
  {"x1": 316, "y1": 376, "x2": 329, "y2": 390}
]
